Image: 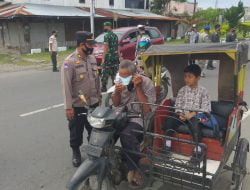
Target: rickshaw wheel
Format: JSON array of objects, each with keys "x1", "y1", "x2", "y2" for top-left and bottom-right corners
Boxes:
[{"x1": 231, "y1": 138, "x2": 249, "y2": 190}]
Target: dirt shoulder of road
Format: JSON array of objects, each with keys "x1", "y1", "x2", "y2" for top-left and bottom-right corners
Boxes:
[{"x1": 0, "y1": 49, "x2": 74, "y2": 73}]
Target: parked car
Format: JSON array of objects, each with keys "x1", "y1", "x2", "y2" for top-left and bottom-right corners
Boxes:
[{"x1": 93, "y1": 26, "x2": 164, "y2": 64}]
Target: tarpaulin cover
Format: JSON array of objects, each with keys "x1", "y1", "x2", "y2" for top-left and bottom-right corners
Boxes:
[{"x1": 142, "y1": 42, "x2": 249, "y2": 64}]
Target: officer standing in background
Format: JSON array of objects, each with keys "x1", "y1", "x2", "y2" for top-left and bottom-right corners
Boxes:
[
  {"x1": 61, "y1": 31, "x2": 101, "y2": 167},
  {"x1": 101, "y1": 21, "x2": 119, "y2": 92},
  {"x1": 226, "y1": 28, "x2": 237, "y2": 42},
  {"x1": 208, "y1": 24, "x2": 221, "y2": 70},
  {"x1": 49, "y1": 30, "x2": 59, "y2": 72}
]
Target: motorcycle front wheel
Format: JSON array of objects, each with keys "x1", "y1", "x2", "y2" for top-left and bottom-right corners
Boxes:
[{"x1": 78, "y1": 176, "x2": 115, "y2": 190}]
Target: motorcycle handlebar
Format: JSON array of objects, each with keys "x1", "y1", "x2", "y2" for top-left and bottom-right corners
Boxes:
[{"x1": 127, "y1": 113, "x2": 142, "y2": 118}]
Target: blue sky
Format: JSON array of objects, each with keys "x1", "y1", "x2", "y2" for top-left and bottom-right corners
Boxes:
[{"x1": 197, "y1": 0, "x2": 250, "y2": 8}]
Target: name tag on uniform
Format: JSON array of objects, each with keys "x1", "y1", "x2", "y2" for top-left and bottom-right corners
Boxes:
[{"x1": 76, "y1": 64, "x2": 84, "y2": 69}]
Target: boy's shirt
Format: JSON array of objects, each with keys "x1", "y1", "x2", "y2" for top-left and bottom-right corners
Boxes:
[{"x1": 175, "y1": 85, "x2": 211, "y2": 113}]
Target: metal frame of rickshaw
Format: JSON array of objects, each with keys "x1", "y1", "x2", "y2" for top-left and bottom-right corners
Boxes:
[{"x1": 123, "y1": 43, "x2": 249, "y2": 190}]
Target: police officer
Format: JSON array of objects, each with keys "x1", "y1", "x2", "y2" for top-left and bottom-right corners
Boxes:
[
  {"x1": 61, "y1": 31, "x2": 101, "y2": 167},
  {"x1": 101, "y1": 21, "x2": 119, "y2": 92}
]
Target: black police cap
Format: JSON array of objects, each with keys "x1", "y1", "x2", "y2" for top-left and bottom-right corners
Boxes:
[{"x1": 75, "y1": 31, "x2": 96, "y2": 45}]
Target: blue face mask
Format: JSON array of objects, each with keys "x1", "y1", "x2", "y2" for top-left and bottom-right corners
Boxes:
[{"x1": 120, "y1": 75, "x2": 132, "y2": 86}]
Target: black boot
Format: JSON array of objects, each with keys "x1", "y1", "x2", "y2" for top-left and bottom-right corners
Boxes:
[
  {"x1": 101, "y1": 86, "x2": 107, "y2": 92},
  {"x1": 72, "y1": 147, "x2": 81, "y2": 167}
]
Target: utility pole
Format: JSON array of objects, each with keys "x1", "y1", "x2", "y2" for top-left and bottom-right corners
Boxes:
[
  {"x1": 193, "y1": 0, "x2": 197, "y2": 15},
  {"x1": 215, "y1": 0, "x2": 218, "y2": 9},
  {"x1": 90, "y1": 0, "x2": 95, "y2": 36},
  {"x1": 144, "y1": 0, "x2": 147, "y2": 10}
]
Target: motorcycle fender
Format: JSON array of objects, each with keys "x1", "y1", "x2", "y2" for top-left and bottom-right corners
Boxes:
[{"x1": 67, "y1": 158, "x2": 107, "y2": 190}]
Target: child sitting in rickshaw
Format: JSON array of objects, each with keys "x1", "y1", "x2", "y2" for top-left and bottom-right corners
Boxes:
[{"x1": 162, "y1": 64, "x2": 217, "y2": 165}]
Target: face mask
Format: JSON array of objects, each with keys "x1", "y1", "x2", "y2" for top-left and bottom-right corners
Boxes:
[
  {"x1": 83, "y1": 45, "x2": 94, "y2": 55},
  {"x1": 120, "y1": 75, "x2": 132, "y2": 86},
  {"x1": 104, "y1": 29, "x2": 108, "y2": 32}
]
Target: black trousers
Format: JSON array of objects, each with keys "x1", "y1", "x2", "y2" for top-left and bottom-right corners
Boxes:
[
  {"x1": 118, "y1": 122, "x2": 143, "y2": 171},
  {"x1": 162, "y1": 116, "x2": 202, "y2": 143},
  {"x1": 68, "y1": 105, "x2": 98, "y2": 149},
  {"x1": 50, "y1": 52, "x2": 57, "y2": 71}
]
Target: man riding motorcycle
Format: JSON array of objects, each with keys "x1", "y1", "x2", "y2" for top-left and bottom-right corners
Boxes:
[
  {"x1": 111, "y1": 60, "x2": 156, "y2": 188},
  {"x1": 135, "y1": 25, "x2": 151, "y2": 74}
]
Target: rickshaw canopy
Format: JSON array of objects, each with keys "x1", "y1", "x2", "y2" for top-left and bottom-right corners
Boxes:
[{"x1": 141, "y1": 42, "x2": 249, "y2": 103}]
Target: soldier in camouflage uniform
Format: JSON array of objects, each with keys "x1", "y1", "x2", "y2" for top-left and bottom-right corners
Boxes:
[{"x1": 101, "y1": 21, "x2": 119, "y2": 92}]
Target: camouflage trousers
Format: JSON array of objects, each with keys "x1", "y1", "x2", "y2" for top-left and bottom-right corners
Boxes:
[{"x1": 101, "y1": 65, "x2": 118, "y2": 88}]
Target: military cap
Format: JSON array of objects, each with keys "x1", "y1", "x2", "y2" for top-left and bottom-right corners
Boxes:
[{"x1": 103, "y1": 21, "x2": 112, "y2": 27}]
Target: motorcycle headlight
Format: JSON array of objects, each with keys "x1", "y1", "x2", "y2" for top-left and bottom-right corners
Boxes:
[{"x1": 87, "y1": 115, "x2": 105, "y2": 129}]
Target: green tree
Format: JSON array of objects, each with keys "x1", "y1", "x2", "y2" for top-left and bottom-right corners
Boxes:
[
  {"x1": 174, "y1": 0, "x2": 187, "y2": 2},
  {"x1": 224, "y1": 1, "x2": 245, "y2": 28},
  {"x1": 194, "y1": 8, "x2": 221, "y2": 26},
  {"x1": 151, "y1": 0, "x2": 170, "y2": 15}
]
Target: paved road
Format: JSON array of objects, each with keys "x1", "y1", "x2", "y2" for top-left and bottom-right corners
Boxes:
[{"x1": 0, "y1": 65, "x2": 250, "y2": 190}]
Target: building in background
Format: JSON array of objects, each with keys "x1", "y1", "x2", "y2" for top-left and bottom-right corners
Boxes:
[
  {"x1": 166, "y1": 0, "x2": 197, "y2": 16},
  {"x1": 243, "y1": 7, "x2": 250, "y2": 22},
  {"x1": 0, "y1": 0, "x2": 178, "y2": 53},
  {"x1": 4, "y1": 0, "x2": 147, "y2": 9}
]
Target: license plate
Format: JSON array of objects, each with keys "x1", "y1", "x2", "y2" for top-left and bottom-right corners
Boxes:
[{"x1": 85, "y1": 145, "x2": 103, "y2": 157}]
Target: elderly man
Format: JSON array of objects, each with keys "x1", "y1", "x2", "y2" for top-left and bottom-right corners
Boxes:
[{"x1": 112, "y1": 60, "x2": 156, "y2": 187}]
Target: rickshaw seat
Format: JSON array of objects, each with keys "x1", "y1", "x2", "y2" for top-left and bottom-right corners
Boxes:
[{"x1": 174, "y1": 101, "x2": 234, "y2": 138}]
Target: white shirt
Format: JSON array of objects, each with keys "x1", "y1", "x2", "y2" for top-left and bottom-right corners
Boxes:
[{"x1": 49, "y1": 35, "x2": 58, "y2": 52}]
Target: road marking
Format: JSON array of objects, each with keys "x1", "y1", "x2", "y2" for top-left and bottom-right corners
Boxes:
[
  {"x1": 19, "y1": 103, "x2": 250, "y2": 120},
  {"x1": 19, "y1": 103, "x2": 64, "y2": 117},
  {"x1": 243, "y1": 110, "x2": 250, "y2": 121}
]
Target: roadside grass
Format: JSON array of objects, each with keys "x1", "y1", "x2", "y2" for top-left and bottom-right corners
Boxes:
[
  {"x1": 0, "y1": 49, "x2": 75, "y2": 66},
  {"x1": 165, "y1": 39, "x2": 186, "y2": 45}
]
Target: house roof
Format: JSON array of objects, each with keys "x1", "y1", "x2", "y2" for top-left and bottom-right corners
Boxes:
[
  {"x1": 0, "y1": 3, "x2": 104, "y2": 18},
  {"x1": 100, "y1": 8, "x2": 179, "y2": 21},
  {"x1": 0, "y1": 3, "x2": 178, "y2": 21}
]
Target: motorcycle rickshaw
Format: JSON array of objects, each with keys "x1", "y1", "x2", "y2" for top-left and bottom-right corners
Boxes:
[
  {"x1": 138, "y1": 42, "x2": 249, "y2": 190},
  {"x1": 67, "y1": 42, "x2": 249, "y2": 190}
]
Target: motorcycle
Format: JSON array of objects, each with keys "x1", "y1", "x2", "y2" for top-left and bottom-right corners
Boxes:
[{"x1": 67, "y1": 106, "x2": 142, "y2": 190}]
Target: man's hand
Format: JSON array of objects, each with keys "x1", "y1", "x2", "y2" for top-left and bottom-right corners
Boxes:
[
  {"x1": 179, "y1": 113, "x2": 187, "y2": 121},
  {"x1": 184, "y1": 112, "x2": 196, "y2": 120},
  {"x1": 115, "y1": 83, "x2": 125, "y2": 94},
  {"x1": 132, "y1": 74, "x2": 143, "y2": 88},
  {"x1": 66, "y1": 109, "x2": 74, "y2": 120}
]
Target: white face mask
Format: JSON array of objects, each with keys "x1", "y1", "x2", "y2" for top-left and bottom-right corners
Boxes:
[{"x1": 119, "y1": 75, "x2": 132, "y2": 86}]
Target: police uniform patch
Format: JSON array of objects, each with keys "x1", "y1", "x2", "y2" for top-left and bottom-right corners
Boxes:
[{"x1": 64, "y1": 63, "x2": 69, "y2": 69}]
